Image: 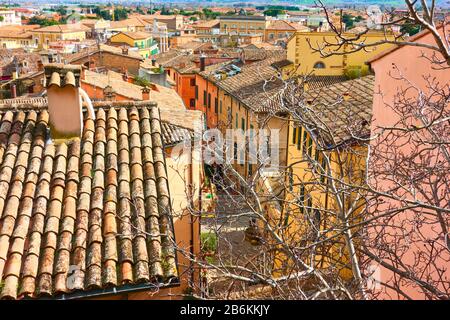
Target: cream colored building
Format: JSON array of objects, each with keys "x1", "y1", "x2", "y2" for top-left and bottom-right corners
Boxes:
[
  {"x1": 0, "y1": 25, "x2": 38, "y2": 49},
  {"x1": 0, "y1": 9, "x2": 21, "y2": 27},
  {"x1": 31, "y1": 24, "x2": 89, "y2": 49}
]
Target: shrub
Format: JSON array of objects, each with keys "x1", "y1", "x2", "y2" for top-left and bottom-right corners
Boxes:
[{"x1": 201, "y1": 232, "x2": 218, "y2": 253}]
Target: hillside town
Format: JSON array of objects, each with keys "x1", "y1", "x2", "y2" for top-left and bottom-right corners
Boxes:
[{"x1": 0, "y1": 1, "x2": 448, "y2": 303}]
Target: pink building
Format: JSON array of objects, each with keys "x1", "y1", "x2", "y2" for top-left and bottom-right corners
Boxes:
[{"x1": 367, "y1": 27, "x2": 449, "y2": 299}]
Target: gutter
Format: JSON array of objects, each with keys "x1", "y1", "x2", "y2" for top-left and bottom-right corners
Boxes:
[
  {"x1": 20, "y1": 278, "x2": 180, "y2": 300},
  {"x1": 55, "y1": 278, "x2": 180, "y2": 300}
]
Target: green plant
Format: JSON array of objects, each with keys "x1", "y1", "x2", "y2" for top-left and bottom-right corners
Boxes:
[
  {"x1": 201, "y1": 232, "x2": 217, "y2": 253},
  {"x1": 133, "y1": 76, "x2": 151, "y2": 87},
  {"x1": 344, "y1": 65, "x2": 370, "y2": 79}
]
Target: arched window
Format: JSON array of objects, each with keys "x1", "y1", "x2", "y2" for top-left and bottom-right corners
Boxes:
[{"x1": 313, "y1": 61, "x2": 326, "y2": 69}]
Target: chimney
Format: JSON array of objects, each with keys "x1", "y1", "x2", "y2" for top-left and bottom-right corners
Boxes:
[
  {"x1": 89, "y1": 59, "x2": 96, "y2": 70},
  {"x1": 199, "y1": 54, "x2": 206, "y2": 72},
  {"x1": 10, "y1": 84, "x2": 17, "y2": 98},
  {"x1": 37, "y1": 60, "x2": 44, "y2": 72},
  {"x1": 103, "y1": 85, "x2": 115, "y2": 101},
  {"x1": 151, "y1": 57, "x2": 156, "y2": 67},
  {"x1": 141, "y1": 86, "x2": 150, "y2": 100},
  {"x1": 44, "y1": 63, "x2": 83, "y2": 141},
  {"x1": 122, "y1": 70, "x2": 129, "y2": 82},
  {"x1": 121, "y1": 46, "x2": 129, "y2": 55}
]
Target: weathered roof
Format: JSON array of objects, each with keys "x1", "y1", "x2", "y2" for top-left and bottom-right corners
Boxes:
[
  {"x1": 31, "y1": 24, "x2": 90, "y2": 33},
  {"x1": 0, "y1": 101, "x2": 181, "y2": 300},
  {"x1": 266, "y1": 20, "x2": 297, "y2": 31},
  {"x1": 83, "y1": 70, "x2": 144, "y2": 101},
  {"x1": 116, "y1": 31, "x2": 152, "y2": 40},
  {"x1": 303, "y1": 75, "x2": 349, "y2": 90},
  {"x1": 193, "y1": 19, "x2": 220, "y2": 29},
  {"x1": 271, "y1": 59, "x2": 294, "y2": 69},
  {"x1": 279, "y1": 75, "x2": 375, "y2": 146},
  {"x1": 0, "y1": 49, "x2": 42, "y2": 77},
  {"x1": 67, "y1": 44, "x2": 143, "y2": 62}
]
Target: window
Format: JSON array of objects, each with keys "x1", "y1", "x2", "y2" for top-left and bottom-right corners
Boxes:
[
  {"x1": 298, "y1": 184, "x2": 305, "y2": 214},
  {"x1": 195, "y1": 85, "x2": 198, "y2": 99},
  {"x1": 235, "y1": 113, "x2": 238, "y2": 128},
  {"x1": 219, "y1": 100, "x2": 222, "y2": 114},
  {"x1": 302, "y1": 130, "x2": 308, "y2": 157},
  {"x1": 307, "y1": 136, "x2": 313, "y2": 157},
  {"x1": 208, "y1": 93, "x2": 211, "y2": 109},
  {"x1": 313, "y1": 62, "x2": 325, "y2": 69},
  {"x1": 297, "y1": 126, "x2": 302, "y2": 150},
  {"x1": 233, "y1": 142, "x2": 238, "y2": 160},
  {"x1": 189, "y1": 99, "x2": 195, "y2": 108},
  {"x1": 307, "y1": 197, "x2": 313, "y2": 214},
  {"x1": 214, "y1": 98, "x2": 218, "y2": 113},
  {"x1": 292, "y1": 127, "x2": 297, "y2": 144},
  {"x1": 288, "y1": 168, "x2": 293, "y2": 192},
  {"x1": 241, "y1": 118, "x2": 245, "y2": 131},
  {"x1": 190, "y1": 78, "x2": 195, "y2": 86},
  {"x1": 320, "y1": 156, "x2": 327, "y2": 184},
  {"x1": 203, "y1": 90, "x2": 207, "y2": 106}
]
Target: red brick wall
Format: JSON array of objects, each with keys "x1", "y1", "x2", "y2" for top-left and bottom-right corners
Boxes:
[{"x1": 71, "y1": 52, "x2": 142, "y2": 75}]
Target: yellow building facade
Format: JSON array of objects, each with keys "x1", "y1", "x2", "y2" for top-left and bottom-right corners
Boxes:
[
  {"x1": 219, "y1": 16, "x2": 268, "y2": 35},
  {"x1": 31, "y1": 25, "x2": 88, "y2": 49},
  {"x1": 287, "y1": 31, "x2": 395, "y2": 76},
  {"x1": 268, "y1": 76, "x2": 374, "y2": 281}
]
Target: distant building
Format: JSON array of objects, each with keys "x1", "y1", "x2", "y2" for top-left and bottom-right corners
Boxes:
[
  {"x1": 31, "y1": 24, "x2": 89, "y2": 49},
  {"x1": 0, "y1": 9, "x2": 21, "y2": 27},
  {"x1": 306, "y1": 15, "x2": 330, "y2": 31},
  {"x1": 110, "y1": 31, "x2": 159, "y2": 58},
  {"x1": 0, "y1": 25, "x2": 39, "y2": 50},
  {"x1": 219, "y1": 15, "x2": 268, "y2": 35}
]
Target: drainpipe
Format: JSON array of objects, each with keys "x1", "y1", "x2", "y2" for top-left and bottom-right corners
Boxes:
[{"x1": 79, "y1": 87, "x2": 96, "y2": 120}]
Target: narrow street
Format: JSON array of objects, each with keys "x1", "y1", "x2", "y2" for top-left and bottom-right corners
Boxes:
[{"x1": 201, "y1": 191, "x2": 263, "y2": 297}]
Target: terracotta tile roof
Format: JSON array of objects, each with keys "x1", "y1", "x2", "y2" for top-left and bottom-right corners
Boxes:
[
  {"x1": 254, "y1": 75, "x2": 349, "y2": 114},
  {"x1": 262, "y1": 76, "x2": 374, "y2": 145},
  {"x1": 266, "y1": 20, "x2": 297, "y2": 31},
  {"x1": 205, "y1": 58, "x2": 286, "y2": 111},
  {"x1": 119, "y1": 31, "x2": 152, "y2": 40},
  {"x1": 32, "y1": 24, "x2": 90, "y2": 33},
  {"x1": 303, "y1": 75, "x2": 349, "y2": 90},
  {"x1": 240, "y1": 43, "x2": 282, "y2": 50},
  {"x1": 193, "y1": 20, "x2": 220, "y2": 29},
  {"x1": 0, "y1": 101, "x2": 180, "y2": 299},
  {"x1": 67, "y1": 44, "x2": 143, "y2": 62},
  {"x1": 0, "y1": 49, "x2": 42, "y2": 77},
  {"x1": 288, "y1": 22, "x2": 310, "y2": 32},
  {"x1": 302, "y1": 75, "x2": 374, "y2": 145},
  {"x1": 0, "y1": 28, "x2": 32, "y2": 39},
  {"x1": 271, "y1": 59, "x2": 294, "y2": 69},
  {"x1": 83, "y1": 70, "x2": 144, "y2": 101}
]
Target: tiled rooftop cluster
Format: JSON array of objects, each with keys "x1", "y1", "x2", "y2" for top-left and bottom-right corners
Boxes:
[
  {"x1": 285, "y1": 75, "x2": 375, "y2": 145},
  {"x1": 0, "y1": 102, "x2": 181, "y2": 300}
]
